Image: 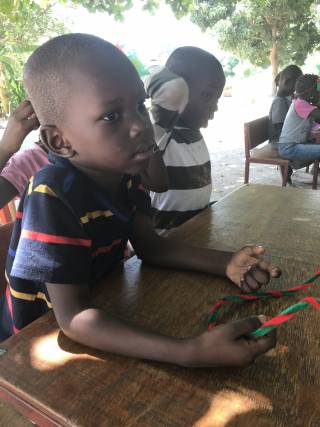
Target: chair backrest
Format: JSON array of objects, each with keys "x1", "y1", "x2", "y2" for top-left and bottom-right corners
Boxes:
[
  {"x1": 244, "y1": 116, "x2": 269, "y2": 158},
  {"x1": 0, "y1": 222, "x2": 14, "y2": 297}
]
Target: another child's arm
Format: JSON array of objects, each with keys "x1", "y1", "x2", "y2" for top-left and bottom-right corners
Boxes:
[
  {"x1": 47, "y1": 281, "x2": 275, "y2": 367},
  {"x1": 0, "y1": 101, "x2": 39, "y2": 208},
  {"x1": 0, "y1": 100, "x2": 39, "y2": 171}
]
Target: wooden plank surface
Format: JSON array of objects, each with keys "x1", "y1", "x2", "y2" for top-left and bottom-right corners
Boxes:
[{"x1": 0, "y1": 184, "x2": 320, "y2": 427}]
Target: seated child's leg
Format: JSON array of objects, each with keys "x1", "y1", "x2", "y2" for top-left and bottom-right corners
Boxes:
[{"x1": 279, "y1": 142, "x2": 320, "y2": 162}]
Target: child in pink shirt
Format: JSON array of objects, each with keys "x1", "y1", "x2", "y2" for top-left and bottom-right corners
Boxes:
[{"x1": 278, "y1": 74, "x2": 320, "y2": 162}]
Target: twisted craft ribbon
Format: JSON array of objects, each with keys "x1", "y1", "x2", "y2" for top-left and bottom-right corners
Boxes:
[{"x1": 207, "y1": 271, "x2": 320, "y2": 337}]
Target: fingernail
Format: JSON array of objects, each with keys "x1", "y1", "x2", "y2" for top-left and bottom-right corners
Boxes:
[
  {"x1": 247, "y1": 265, "x2": 252, "y2": 271},
  {"x1": 258, "y1": 314, "x2": 267, "y2": 323}
]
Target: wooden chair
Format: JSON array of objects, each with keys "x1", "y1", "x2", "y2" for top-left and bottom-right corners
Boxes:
[
  {"x1": 0, "y1": 222, "x2": 14, "y2": 297},
  {"x1": 244, "y1": 116, "x2": 319, "y2": 189}
]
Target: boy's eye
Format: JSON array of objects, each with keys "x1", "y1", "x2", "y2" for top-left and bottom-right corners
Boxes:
[{"x1": 103, "y1": 112, "x2": 120, "y2": 122}]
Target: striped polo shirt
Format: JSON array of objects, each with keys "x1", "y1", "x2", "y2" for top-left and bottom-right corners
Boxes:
[
  {"x1": 151, "y1": 119, "x2": 212, "y2": 230},
  {"x1": 0, "y1": 154, "x2": 151, "y2": 340}
]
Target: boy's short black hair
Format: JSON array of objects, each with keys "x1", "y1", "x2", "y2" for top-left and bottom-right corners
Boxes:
[
  {"x1": 24, "y1": 33, "x2": 124, "y2": 126},
  {"x1": 275, "y1": 64, "x2": 302, "y2": 86},
  {"x1": 165, "y1": 46, "x2": 225, "y2": 85},
  {"x1": 295, "y1": 74, "x2": 318, "y2": 97}
]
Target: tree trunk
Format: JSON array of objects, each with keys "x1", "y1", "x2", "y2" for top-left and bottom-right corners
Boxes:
[
  {"x1": 0, "y1": 63, "x2": 9, "y2": 116},
  {"x1": 269, "y1": 27, "x2": 279, "y2": 96}
]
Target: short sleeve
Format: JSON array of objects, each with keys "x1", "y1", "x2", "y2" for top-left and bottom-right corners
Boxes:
[
  {"x1": 145, "y1": 67, "x2": 189, "y2": 113},
  {"x1": 294, "y1": 98, "x2": 317, "y2": 119},
  {"x1": 270, "y1": 98, "x2": 290, "y2": 124},
  {"x1": 1, "y1": 146, "x2": 49, "y2": 195},
  {"x1": 11, "y1": 185, "x2": 92, "y2": 284}
]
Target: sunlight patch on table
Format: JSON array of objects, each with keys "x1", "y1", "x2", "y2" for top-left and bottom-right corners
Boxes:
[
  {"x1": 30, "y1": 331, "x2": 96, "y2": 370},
  {"x1": 194, "y1": 388, "x2": 272, "y2": 427}
]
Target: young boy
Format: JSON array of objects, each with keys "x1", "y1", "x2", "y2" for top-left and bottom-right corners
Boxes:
[
  {"x1": 0, "y1": 100, "x2": 48, "y2": 209},
  {"x1": 269, "y1": 65, "x2": 302, "y2": 149},
  {"x1": 0, "y1": 34, "x2": 280, "y2": 368},
  {"x1": 146, "y1": 47, "x2": 225, "y2": 230}
]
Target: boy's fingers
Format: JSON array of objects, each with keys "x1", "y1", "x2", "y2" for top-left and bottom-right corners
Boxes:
[
  {"x1": 241, "y1": 273, "x2": 261, "y2": 291},
  {"x1": 242, "y1": 245, "x2": 265, "y2": 259},
  {"x1": 27, "y1": 117, "x2": 40, "y2": 130},
  {"x1": 246, "y1": 265, "x2": 270, "y2": 285},
  {"x1": 229, "y1": 316, "x2": 263, "y2": 338},
  {"x1": 248, "y1": 330, "x2": 277, "y2": 357},
  {"x1": 14, "y1": 101, "x2": 35, "y2": 120},
  {"x1": 256, "y1": 259, "x2": 280, "y2": 275},
  {"x1": 271, "y1": 267, "x2": 282, "y2": 278},
  {"x1": 13, "y1": 100, "x2": 30, "y2": 113}
]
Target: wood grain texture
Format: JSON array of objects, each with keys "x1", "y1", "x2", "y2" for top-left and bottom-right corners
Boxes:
[{"x1": 0, "y1": 184, "x2": 320, "y2": 427}]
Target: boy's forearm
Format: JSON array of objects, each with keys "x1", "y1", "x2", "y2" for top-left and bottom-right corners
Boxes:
[
  {"x1": 63, "y1": 308, "x2": 188, "y2": 365},
  {"x1": 138, "y1": 235, "x2": 233, "y2": 277}
]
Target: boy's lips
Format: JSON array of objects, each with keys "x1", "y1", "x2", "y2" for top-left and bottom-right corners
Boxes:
[{"x1": 132, "y1": 144, "x2": 154, "y2": 161}]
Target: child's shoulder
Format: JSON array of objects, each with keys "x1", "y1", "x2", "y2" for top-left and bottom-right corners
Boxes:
[
  {"x1": 145, "y1": 67, "x2": 189, "y2": 113},
  {"x1": 31, "y1": 155, "x2": 86, "y2": 201},
  {"x1": 6, "y1": 144, "x2": 48, "y2": 170},
  {"x1": 293, "y1": 98, "x2": 317, "y2": 120}
]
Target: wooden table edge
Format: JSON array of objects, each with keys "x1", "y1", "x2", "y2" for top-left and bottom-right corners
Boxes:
[{"x1": 0, "y1": 380, "x2": 67, "y2": 427}]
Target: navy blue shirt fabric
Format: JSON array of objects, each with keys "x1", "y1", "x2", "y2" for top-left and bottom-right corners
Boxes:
[{"x1": 0, "y1": 154, "x2": 151, "y2": 340}]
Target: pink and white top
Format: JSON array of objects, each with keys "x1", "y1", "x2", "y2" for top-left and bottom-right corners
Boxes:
[
  {"x1": 294, "y1": 98, "x2": 320, "y2": 133},
  {"x1": 1, "y1": 144, "x2": 49, "y2": 195},
  {"x1": 294, "y1": 98, "x2": 317, "y2": 119}
]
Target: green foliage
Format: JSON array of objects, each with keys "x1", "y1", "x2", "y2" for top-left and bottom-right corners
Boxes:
[
  {"x1": 0, "y1": 0, "x2": 65, "y2": 114},
  {"x1": 221, "y1": 56, "x2": 239, "y2": 77},
  {"x1": 191, "y1": 0, "x2": 320, "y2": 71}
]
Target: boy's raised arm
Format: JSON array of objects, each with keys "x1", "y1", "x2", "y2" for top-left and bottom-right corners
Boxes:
[
  {"x1": 46, "y1": 281, "x2": 276, "y2": 367},
  {"x1": 0, "y1": 100, "x2": 39, "y2": 208},
  {"x1": 0, "y1": 100, "x2": 39, "y2": 171}
]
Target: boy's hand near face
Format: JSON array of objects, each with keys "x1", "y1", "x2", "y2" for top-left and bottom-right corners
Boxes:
[
  {"x1": 225, "y1": 245, "x2": 281, "y2": 293},
  {"x1": 0, "y1": 100, "x2": 39, "y2": 164}
]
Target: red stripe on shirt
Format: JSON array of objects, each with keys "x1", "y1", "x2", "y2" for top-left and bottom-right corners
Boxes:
[
  {"x1": 92, "y1": 239, "x2": 122, "y2": 257},
  {"x1": 21, "y1": 229, "x2": 92, "y2": 247},
  {"x1": 5, "y1": 286, "x2": 19, "y2": 334},
  {"x1": 16, "y1": 211, "x2": 23, "y2": 219}
]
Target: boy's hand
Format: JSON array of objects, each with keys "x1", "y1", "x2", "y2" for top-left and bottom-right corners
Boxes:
[
  {"x1": 225, "y1": 245, "x2": 281, "y2": 293},
  {"x1": 1, "y1": 100, "x2": 39, "y2": 155},
  {"x1": 183, "y1": 315, "x2": 276, "y2": 368}
]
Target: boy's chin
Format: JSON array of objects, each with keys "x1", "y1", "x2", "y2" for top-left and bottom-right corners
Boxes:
[
  {"x1": 128, "y1": 157, "x2": 150, "y2": 175},
  {"x1": 199, "y1": 118, "x2": 209, "y2": 128}
]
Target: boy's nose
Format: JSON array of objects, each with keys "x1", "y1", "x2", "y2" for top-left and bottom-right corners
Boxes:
[{"x1": 129, "y1": 115, "x2": 149, "y2": 139}]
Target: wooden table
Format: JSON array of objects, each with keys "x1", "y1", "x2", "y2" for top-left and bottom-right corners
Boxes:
[{"x1": 1, "y1": 184, "x2": 320, "y2": 427}]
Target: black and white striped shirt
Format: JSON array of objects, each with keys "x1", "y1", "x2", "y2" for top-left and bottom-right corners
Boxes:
[{"x1": 151, "y1": 120, "x2": 211, "y2": 230}]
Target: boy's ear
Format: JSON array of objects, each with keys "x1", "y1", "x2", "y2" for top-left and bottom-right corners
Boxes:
[{"x1": 40, "y1": 125, "x2": 76, "y2": 158}]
